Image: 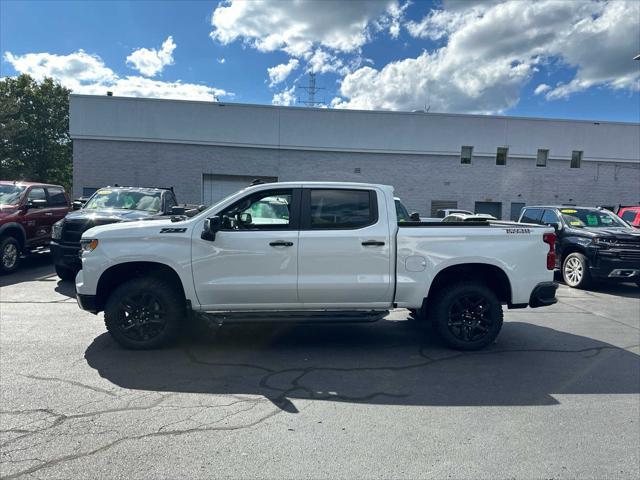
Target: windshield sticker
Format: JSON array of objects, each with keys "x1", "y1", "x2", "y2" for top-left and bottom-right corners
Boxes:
[
  {"x1": 586, "y1": 214, "x2": 598, "y2": 226},
  {"x1": 561, "y1": 209, "x2": 577, "y2": 214},
  {"x1": 97, "y1": 190, "x2": 112, "y2": 194},
  {"x1": 569, "y1": 221, "x2": 583, "y2": 226}
]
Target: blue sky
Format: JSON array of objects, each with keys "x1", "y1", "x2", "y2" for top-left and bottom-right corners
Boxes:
[{"x1": 1, "y1": 0, "x2": 639, "y2": 122}]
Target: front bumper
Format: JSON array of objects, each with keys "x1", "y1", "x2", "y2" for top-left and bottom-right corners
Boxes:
[
  {"x1": 77, "y1": 293, "x2": 98, "y2": 314},
  {"x1": 50, "y1": 240, "x2": 81, "y2": 270},
  {"x1": 590, "y1": 250, "x2": 640, "y2": 280},
  {"x1": 529, "y1": 281, "x2": 558, "y2": 308}
]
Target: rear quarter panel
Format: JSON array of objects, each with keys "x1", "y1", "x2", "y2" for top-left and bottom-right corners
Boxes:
[{"x1": 395, "y1": 225, "x2": 554, "y2": 307}]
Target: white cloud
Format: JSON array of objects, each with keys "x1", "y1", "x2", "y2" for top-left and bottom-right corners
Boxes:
[
  {"x1": 267, "y1": 59, "x2": 299, "y2": 87},
  {"x1": 3, "y1": 50, "x2": 115, "y2": 84},
  {"x1": 126, "y1": 36, "x2": 176, "y2": 77},
  {"x1": 4, "y1": 50, "x2": 229, "y2": 101},
  {"x1": 272, "y1": 86, "x2": 297, "y2": 106},
  {"x1": 211, "y1": 0, "x2": 402, "y2": 57},
  {"x1": 217, "y1": 57, "x2": 226, "y2": 64},
  {"x1": 534, "y1": 83, "x2": 550, "y2": 96},
  {"x1": 334, "y1": 0, "x2": 640, "y2": 112}
]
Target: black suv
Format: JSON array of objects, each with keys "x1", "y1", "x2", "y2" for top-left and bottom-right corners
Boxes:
[
  {"x1": 518, "y1": 206, "x2": 640, "y2": 289},
  {"x1": 50, "y1": 186, "x2": 179, "y2": 280}
]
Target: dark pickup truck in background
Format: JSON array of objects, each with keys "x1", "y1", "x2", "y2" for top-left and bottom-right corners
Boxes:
[
  {"x1": 50, "y1": 186, "x2": 195, "y2": 280},
  {"x1": 0, "y1": 181, "x2": 71, "y2": 274},
  {"x1": 518, "y1": 205, "x2": 640, "y2": 288}
]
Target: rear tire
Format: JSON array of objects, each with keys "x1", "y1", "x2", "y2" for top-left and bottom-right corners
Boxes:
[
  {"x1": 431, "y1": 282, "x2": 503, "y2": 351},
  {"x1": 0, "y1": 236, "x2": 21, "y2": 274},
  {"x1": 562, "y1": 252, "x2": 592, "y2": 289},
  {"x1": 55, "y1": 265, "x2": 77, "y2": 281},
  {"x1": 104, "y1": 276, "x2": 185, "y2": 350}
]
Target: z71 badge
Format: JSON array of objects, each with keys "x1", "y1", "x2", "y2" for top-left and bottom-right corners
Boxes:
[
  {"x1": 505, "y1": 228, "x2": 531, "y2": 234},
  {"x1": 160, "y1": 227, "x2": 187, "y2": 233}
]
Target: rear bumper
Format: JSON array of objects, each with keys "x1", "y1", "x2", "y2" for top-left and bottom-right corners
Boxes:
[
  {"x1": 529, "y1": 281, "x2": 558, "y2": 308},
  {"x1": 50, "y1": 241, "x2": 81, "y2": 270}
]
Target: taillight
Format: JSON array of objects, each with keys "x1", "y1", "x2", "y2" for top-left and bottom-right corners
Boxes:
[{"x1": 543, "y1": 232, "x2": 556, "y2": 270}]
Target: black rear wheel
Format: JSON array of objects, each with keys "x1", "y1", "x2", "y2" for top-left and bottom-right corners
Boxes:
[
  {"x1": 104, "y1": 277, "x2": 184, "y2": 349},
  {"x1": 431, "y1": 282, "x2": 503, "y2": 350}
]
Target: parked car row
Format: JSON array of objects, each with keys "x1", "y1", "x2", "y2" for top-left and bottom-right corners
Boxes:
[
  {"x1": 0, "y1": 181, "x2": 202, "y2": 275},
  {"x1": 517, "y1": 205, "x2": 640, "y2": 288}
]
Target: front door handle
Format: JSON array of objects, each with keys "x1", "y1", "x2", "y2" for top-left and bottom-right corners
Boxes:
[
  {"x1": 362, "y1": 240, "x2": 385, "y2": 246},
  {"x1": 269, "y1": 241, "x2": 294, "y2": 247},
  {"x1": 44, "y1": 212, "x2": 53, "y2": 216}
]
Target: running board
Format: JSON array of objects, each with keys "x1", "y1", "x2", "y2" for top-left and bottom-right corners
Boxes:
[{"x1": 196, "y1": 310, "x2": 389, "y2": 325}]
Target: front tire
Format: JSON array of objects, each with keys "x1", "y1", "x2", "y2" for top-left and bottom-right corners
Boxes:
[
  {"x1": 55, "y1": 264, "x2": 77, "y2": 281},
  {"x1": 104, "y1": 277, "x2": 184, "y2": 349},
  {"x1": 0, "y1": 236, "x2": 21, "y2": 274},
  {"x1": 562, "y1": 252, "x2": 592, "y2": 289},
  {"x1": 431, "y1": 282, "x2": 503, "y2": 351}
]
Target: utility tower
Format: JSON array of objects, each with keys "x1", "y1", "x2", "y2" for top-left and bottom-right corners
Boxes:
[{"x1": 298, "y1": 72, "x2": 325, "y2": 107}]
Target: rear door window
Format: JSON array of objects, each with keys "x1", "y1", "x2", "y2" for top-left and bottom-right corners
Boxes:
[
  {"x1": 305, "y1": 189, "x2": 377, "y2": 229},
  {"x1": 47, "y1": 187, "x2": 68, "y2": 206}
]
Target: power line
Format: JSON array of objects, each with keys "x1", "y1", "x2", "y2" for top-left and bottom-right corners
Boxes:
[{"x1": 297, "y1": 72, "x2": 325, "y2": 107}]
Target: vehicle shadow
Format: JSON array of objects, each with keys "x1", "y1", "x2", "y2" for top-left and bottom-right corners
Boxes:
[
  {"x1": 85, "y1": 320, "x2": 640, "y2": 412},
  {"x1": 554, "y1": 271, "x2": 640, "y2": 299},
  {"x1": 0, "y1": 251, "x2": 55, "y2": 288}
]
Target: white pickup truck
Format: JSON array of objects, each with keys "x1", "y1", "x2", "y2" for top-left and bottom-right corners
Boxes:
[{"x1": 75, "y1": 182, "x2": 558, "y2": 351}]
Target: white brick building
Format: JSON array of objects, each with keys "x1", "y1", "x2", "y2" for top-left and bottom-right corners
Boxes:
[{"x1": 70, "y1": 95, "x2": 640, "y2": 219}]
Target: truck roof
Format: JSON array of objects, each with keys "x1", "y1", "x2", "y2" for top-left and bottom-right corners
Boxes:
[
  {"x1": 0, "y1": 180, "x2": 64, "y2": 188},
  {"x1": 244, "y1": 181, "x2": 393, "y2": 189}
]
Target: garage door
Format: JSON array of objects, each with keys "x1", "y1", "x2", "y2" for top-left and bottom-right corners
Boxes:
[
  {"x1": 202, "y1": 174, "x2": 277, "y2": 205},
  {"x1": 475, "y1": 201, "x2": 503, "y2": 219}
]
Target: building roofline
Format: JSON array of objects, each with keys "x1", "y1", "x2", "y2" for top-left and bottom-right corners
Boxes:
[{"x1": 69, "y1": 94, "x2": 640, "y2": 127}]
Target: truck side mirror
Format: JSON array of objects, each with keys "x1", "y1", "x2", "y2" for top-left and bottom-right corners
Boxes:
[
  {"x1": 409, "y1": 212, "x2": 420, "y2": 221},
  {"x1": 238, "y1": 212, "x2": 252, "y2": 225},
  {"x1": 201, "y1": 216, "x2": 221, "y2": 241},
  {"x1": 548, "y1": 222, "x2": 561, "y2": 231}
]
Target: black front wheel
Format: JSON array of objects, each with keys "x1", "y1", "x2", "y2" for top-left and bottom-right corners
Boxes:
[
  {"x1": 431, "y1": 282, "x2": 503, "y2": 350},
  {"x1": 0, "y1": 236, "x2": 21, "y2": 274},
  {"x1": 55, "y1": 264, "x2": 78, "y2": 282},
  {"x1": 104, "y1": 277, "x2": 184, "y2": 349}
]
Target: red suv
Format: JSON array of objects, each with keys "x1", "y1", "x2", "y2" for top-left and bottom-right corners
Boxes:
[
  {"x1": 0, "y1": 181, "x2": 70, "y2": 274},
  {"x1": 617, "y1": 206, "x2": 640, "y2": 228}
]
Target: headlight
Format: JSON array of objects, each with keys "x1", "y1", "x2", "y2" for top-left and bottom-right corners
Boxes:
[
  {"x1": 80, "y1": 239, "x2": 99, "y2": 252},
  {"x1": 52, "y1": 220, "x2": 64, "y2": 240}
]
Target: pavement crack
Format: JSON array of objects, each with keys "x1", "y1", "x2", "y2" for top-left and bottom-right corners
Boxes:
[{"x1": 20, "y1": 374, "x2": 117, "y2": 397}]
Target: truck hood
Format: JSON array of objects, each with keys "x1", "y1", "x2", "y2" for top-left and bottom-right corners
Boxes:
[
  {"x1": 83, "y1": 217, "x2": 177, "y2": 239},
  {"x1": 566, "y1": 226, "x2": 640, "y2": 240},
  {"x1": 66, "y1": 208, "x2": 160, "y2": 222}
]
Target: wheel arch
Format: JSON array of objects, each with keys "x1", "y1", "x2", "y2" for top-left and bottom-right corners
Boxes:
[
  {"x1": 0, "y1": 223, "x2": 27, "y2": 249},
  {"x1": 95, "y1": 261, "x2": 187, "y2": 313},
  {"x1": 426, "y1": 263, "x2": 512, "y2": 305}
]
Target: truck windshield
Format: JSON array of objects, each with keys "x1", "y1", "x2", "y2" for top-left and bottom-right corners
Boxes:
[
  {"x1": 84, "y1": 189, "x2": 162, "y2": 213},
  {"x1": 560, "y1": 208, "x2": 628, "y2": 228},
  {"x1": 0, "y1": 185, "x2": 26, "y2": 206}
]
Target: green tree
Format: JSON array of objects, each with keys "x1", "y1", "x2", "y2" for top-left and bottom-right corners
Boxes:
[{"x1": 0, "y1": 74, "x2": 72, "y2": 190}]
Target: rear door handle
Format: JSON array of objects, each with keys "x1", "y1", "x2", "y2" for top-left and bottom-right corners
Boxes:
[
  {"x1": 44, "y1": 212, "x2": 53, "y2": 216},
  {"x1": 269, "y1": 241, "x2": 294, "y2": 247},
  {"x1": 362, "y1": 240, "x2": 385, "y2": 246}
]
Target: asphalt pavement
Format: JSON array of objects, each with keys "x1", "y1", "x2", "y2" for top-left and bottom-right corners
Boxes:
[{"x1": 1, "y1": 252, "x2": 639, "y2": 479}]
